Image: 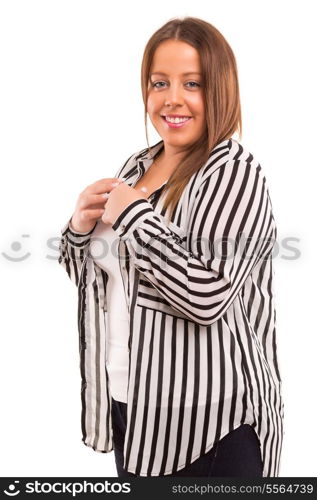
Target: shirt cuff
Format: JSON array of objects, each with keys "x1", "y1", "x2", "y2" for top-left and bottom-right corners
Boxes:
[
  {"x1": 111, "y1": 198, "x2": 155, "y2": 240},
  {"x1": 61, "y1": 216, "x2": 97, "y2": 247}
]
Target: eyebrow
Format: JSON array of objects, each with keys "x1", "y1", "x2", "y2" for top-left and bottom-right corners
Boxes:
[{"x1": 150, "y1": 72, "x2": 202, "y2": 76}]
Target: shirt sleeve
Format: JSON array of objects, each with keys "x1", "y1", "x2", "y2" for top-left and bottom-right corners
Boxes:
[
  {"x1": 111, "y1": 159, "x2": 277, "y2": 326},
  {"x1": 58, "y1": 215, "x2": 97, "y2": 287},
  {"x1": 57, "y1": 151, "x2": 138, "y2": 286}
]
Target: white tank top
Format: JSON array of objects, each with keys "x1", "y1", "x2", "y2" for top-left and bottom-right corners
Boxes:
[{"x1": 89, "y1": 220, "x2": 129, "y2": 403}]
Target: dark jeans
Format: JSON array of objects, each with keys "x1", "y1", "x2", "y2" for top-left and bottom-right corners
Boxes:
[{"x1": 111, "y1": 397, "x2": 263, "y2": 477}]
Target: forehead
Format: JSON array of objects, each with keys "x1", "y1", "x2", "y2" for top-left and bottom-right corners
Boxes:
[{"x1": 151, "y1": 40, "x2": 202, "y2": 74}]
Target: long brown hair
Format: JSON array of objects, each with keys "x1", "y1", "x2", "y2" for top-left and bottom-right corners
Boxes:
[{"x1": 141, "y1": 16, "x2": 242, "y2": 221}]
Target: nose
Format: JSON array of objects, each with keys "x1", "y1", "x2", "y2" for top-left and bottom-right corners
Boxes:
[{"x1": 164, "y1": 82, "x2": 185, "y2": 107}]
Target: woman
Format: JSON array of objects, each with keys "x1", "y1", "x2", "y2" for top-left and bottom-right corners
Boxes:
[{"x1": 58, "y1": 16, "x2": 284, "y2": 477}]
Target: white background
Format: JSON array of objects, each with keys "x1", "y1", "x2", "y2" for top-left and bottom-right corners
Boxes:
[{"x1": 0, "y1": 0, "x2": 316, "y2": 477}]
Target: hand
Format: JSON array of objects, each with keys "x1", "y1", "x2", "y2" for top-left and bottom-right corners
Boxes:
[
  {"x1": 102, "y1": 182, "x2": 148, "y2": 225},
  {"x1": 70, "y1": 177, "x2": 125, "y2": 233}
]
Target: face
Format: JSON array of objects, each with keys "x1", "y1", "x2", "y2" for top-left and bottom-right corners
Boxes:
[{"x1": 147, "y1": 39, "x2": 206, "y2": 156}]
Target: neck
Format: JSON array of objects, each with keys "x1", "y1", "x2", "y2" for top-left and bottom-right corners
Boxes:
[{"x1": 155, "y1": 143, "x2": 187, "y2": 170}]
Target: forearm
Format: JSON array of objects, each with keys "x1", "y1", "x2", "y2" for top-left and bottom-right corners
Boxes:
[
  {"x1": 111, "y1": 160, "x2": 276, "y2": 326},
  {"x1": 58, "y1": 216, "x2": 97, "y2": 287},
  {"x1": 112, "y1": 199, "x2": 234, "y2": 325}
]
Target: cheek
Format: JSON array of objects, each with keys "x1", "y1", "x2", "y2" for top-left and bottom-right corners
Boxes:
[
  {"x1": 147, "y1": 100, "x2": 154, "y2": 115},
  {"x1": 190, "y1": 94, "x2": 205, "y2": 114},
  {"x1": 147, "y1": 94, "x2": 162, "y2": 116}
]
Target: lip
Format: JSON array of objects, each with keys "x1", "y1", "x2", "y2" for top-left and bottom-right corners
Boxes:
[
  {"x1": 163, "y1": 114, "x2": 192, "y2": 118},
  {"x1": 161, "y1": 116, "x2": 193, "y2": 129}
]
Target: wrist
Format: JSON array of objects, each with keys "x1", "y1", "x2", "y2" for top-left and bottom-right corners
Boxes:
[{"x1": 70, "y1": 216, "x2": 95, "y2": 234}]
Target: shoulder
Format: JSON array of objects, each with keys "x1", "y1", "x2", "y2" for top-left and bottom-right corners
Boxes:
[
  {"x1": 202, "y1": 138, "x2": 262, "y2": 175},
  {"x1": 197, "y1": 139, "x2": 276, "y2": 225},
  {"x1": 199, "y1": 138, "x2": 266, "y2": 187},
  {"x1": 193, "y1": 138, "x2": 274, "y2": 215}
]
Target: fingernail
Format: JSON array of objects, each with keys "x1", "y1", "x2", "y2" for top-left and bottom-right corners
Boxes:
[
  {"x1": 102, "y1": 193, "x2": 110, "y2": 199},
  {"x1": 111, "y1": 182, "x2": 119, "y2": 187},
  {"x1": 140, "y1": 186, "x2": 148, "y2": 192}
]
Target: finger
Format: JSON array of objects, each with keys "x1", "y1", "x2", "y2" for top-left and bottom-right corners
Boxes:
[
  {"x1": 78, "y1": 193, "x2": 108, "y2": 210},
  {"x1": 101, "y1": 212, "x2": 111, "y2": 224},
  {"x1": 98, "y1": 179, "x2": 129, "y2": 198},
  {"x1": 95, "y1": 180, "x2": 125, "y2": 195},
  {"x1": 76, "y1": 208, "x2": 105, "y2": 223},
  {"x1": 89, "y1": 178, "x2": 125, "y2": 194},
  {"x1": 88, "y1": 201, "x2": 107, "y2": 210},
  {"x1": 87, "y1": 193, "x2": 111, "y2": 204}
]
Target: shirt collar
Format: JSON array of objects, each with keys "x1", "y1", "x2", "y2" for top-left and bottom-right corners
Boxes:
[{"x1": 135, "y1": 140, "x2": 164, "y2": 165}]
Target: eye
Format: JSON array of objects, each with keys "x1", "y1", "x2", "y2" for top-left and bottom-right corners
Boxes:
[
  {"x1": 185, "y1": 81, "x2": 201, "y2": 88},
  {"x1": 151, "y1": 81, "x2": 166, "y2": 89},
  {"x1": 150, "y1": 80, "x2": 202, "y2": 89}
]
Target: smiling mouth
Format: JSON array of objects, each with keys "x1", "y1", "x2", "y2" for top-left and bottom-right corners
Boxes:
[{"x1": 161, "y1": 116, "x2": 193, "y2": 128}]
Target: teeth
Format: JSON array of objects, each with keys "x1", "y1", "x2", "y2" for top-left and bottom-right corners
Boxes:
[{"x1": 165, "y1": 116, "x2": 190, "y2": 124}]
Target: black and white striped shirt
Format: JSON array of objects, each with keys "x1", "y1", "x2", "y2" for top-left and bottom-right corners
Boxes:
[{"x1": 58, "y1": 137, "x2": 284, "y2": 477}]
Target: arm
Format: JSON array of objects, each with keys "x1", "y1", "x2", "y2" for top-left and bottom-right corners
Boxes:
[
  {"x1": 112, "y1": 159, "x2": 277, "y2": 326},
  {"x1": 57, "y1": 152, "x2": 138, "y2": 286},
  {"x1": 58, "y1": 216, "x2": 97, "y2": 287}
]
